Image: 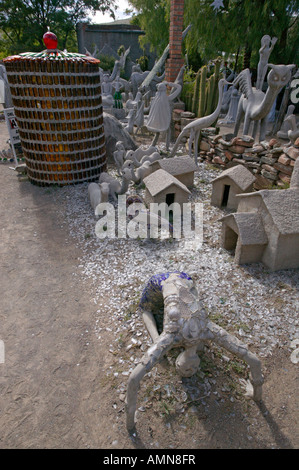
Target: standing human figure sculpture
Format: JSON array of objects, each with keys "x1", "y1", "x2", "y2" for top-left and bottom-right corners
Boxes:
[
  {"x1": 146, "y1": 81, "x2": 181, "y2": 150},
  {"x1": 113, "y1": 141, "x2": 126, "y2": 175},
  {"x1": 256, "y1": 35, "x2": 277, "y2": 90},
  {"x1": 101, "y1": 73, "x2": 114, "y2": 108}
]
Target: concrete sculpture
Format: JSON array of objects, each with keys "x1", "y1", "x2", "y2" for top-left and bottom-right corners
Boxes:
[
  {"x1": 170, "y1": 79, "x2": 230, "y2": 164},
  {"x1": 122, "y1": 159, "x2": 154, "y2": 185},
  {"x1": 128, "y1": 145, "x2": 158, "y2": 164},
  {"x1": 98, "y1": 167, "x2": 133, "y2": 202},
  {"x1": 218, "y1": 86, "x2": 241, "y2": 124},
  {"x1": 103, "y1": 112, "x2": 137, "y2": 160},
  {"x1": 284, "y1": 114, "x2": 299, "y2": 144},
  {"x1": 124, "y1": 149, "x2": 161, "y2": 168},
  {"x1": 113, "y1": 141, "x2": 126, "y2": 175},
  {"x1": 88, "y1": 182, "x2": 110, "y2": 214},
  {"x1": 146, "y1": 81, "x2": 182, "y2": 149},
  {"x1": 0, "y1": 64, "x2": 13, "y2": 108},
  {"x1": 220, "y1": 158, "x2": 299, "y2": 271},
  {"x1": 233, "y1": 64, "x2": 295, "y2": 142},
  {"x1": 143, "y1": 169, "x2": 191, "y2": 208},
  {"x1": 256, "y1": 35, "x2": 277, "y2": 90},
  {"x1": 211, "y1": 165, "x2": 256, "y2": 210},
  {"x1": 277, "y1": 104, "x2": 295, "y2": 140},
  {"x1": 150, "y1": 155, "x2": 197, "y2": 187},
  {"x1": 126, "y1": 271, "x2": 263, "y2": 433}
]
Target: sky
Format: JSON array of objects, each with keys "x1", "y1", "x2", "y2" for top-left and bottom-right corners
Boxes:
[{"x1": 91, "y1": 0, "x2": 133, "y2": 24}]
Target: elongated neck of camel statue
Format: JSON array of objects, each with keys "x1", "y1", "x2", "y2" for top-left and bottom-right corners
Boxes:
[
  {"x1": 199, "y1": 80, "x2": 225, "y2": 126},
  {"x1": 251, "y1": 85, "x2": 281, "y2": 120}
]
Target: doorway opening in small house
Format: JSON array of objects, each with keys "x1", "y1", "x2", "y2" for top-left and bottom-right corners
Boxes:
[
  {"x1": 166, "y1": 193, "x2": 175, "y2": 206},
  {"x1": 222, "y1": 185, "x2": 230, "y2": 207},
  {"x1": 166, "y1": 193, "x2": 175, "y2": 224},
  {"x1": 223, "y1": 226, "x2": 238, "y2": 255}
]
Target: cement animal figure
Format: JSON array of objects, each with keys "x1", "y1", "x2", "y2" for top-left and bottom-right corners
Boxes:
[
  {"x1": 126, "y1": 271, "x2": 264, "y2": 433},
  {"x1": 124, "y1": 150, "x2": 161, "y2": 168},
  {"x1": 277, "y1": 104, "x2": 295, "y2": 140},
  {"x1": 113, "y1": 141, "x2": 126, "y2": 175},
  {"x1": 129, "y1": 145, "x2": 158, "y2": 163},
  {"x1": 98, "y1": 167, "x2": 133, "y2": 202},
  {"x1": 122, "y1": 159, "x2": 153, "y2": 185},
  {"x1": 170, "y1": 79, "x2": 230, "y2": 164},
  {"x1": 284, "y1": 113, "x2": 299, "y2": 144},
  {"x1": 88, "y1": 182, "x2": 110, "y2": 214},
  {"x1": 233, "y1": 64, "x2": 295, "y2": 142}
]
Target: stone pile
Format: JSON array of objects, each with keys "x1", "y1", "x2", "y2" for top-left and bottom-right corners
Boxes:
[
  {"x1": 198, "y1": 129, "x2": 299, "y2": 189},
  {"x1": 172, "y1": 109, "x2": 195, "y2": 143}
]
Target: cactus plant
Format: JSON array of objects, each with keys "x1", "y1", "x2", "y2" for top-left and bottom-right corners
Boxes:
[
  {"x1": 198, "y1": 65, "x2": 207, "y2": 118},
  {"x1": 192, "y1": 69, "x2": 201, "y2": 116}
]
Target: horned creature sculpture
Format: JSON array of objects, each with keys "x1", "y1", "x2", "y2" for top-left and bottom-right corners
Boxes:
[
  {"x1": 233, "y1": 64, "x2": 295, "y2": 142},
  {"x1": 126, "y1": 271, "x2": 263, "y2": 433}
]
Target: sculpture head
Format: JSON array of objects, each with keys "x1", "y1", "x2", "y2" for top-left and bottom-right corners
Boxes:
[
  {"x1": 267, "y1": 64, "x2": 295, "y2": 89},
  {"x1": 115, "y1": 141, "x2": 125, "y2": 151},
  {"x1": 261, "y1": 34, "x2": 271, "y2": 47},
  {"x1": 218, "y1": 78, "x2": 231, "y2": 87},
  {"x1": 99, "y1": 182, "x2": 110, "y2": 195},
  {"x1": 157, "y1": 82, "x2": 167, "y2": 93},
  {"x1": 125, "y1": 150, "x2": 134, "y2": 161}
]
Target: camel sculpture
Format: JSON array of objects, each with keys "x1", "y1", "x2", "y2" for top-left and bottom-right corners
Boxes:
[
  {"x1": 98, "y1": 167, "x2": 133, "y2": 202},
  {"x1": 233, "y1": 64, "x2": 295, "y2": 142},
  {"x1": 126, "y1": 271, "x2": 264, "y2": 433},
  {"x1": 170, "y1": 78, "x2": 230, "y2": 164},
  {"x1": 129, "y1": 146, "x2": 158, "y2": 163},
  {"x1": 124, "y1": 149, "x2": 161, "y2": 167},
  {"x1": 88, "y1": 182, "x2": 110, "y2": 214},
  {"x1": 122, "y1": 159, "x2": 154, "y2": 185}
]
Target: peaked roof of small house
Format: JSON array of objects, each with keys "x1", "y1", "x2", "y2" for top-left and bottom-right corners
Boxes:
[
  {"x1": 220, "y1": 212, "x2": 268, "y2": 245},
  {"x1": 151, "y1": 156, "x2": 198, "y2": 175},
  {"x1": 143, "y1": 169, "x2": 191, "y2": 197},
  {"x1": 237, "y1": 188, "x2": 299, "y2": 235},
  {"x1": 212, "y1": 164, "x2": 256, "y2": 191}
]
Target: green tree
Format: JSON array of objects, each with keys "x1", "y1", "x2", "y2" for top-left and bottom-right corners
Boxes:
[
  {"x1": 129, "y1": 0, "x2": 170, "y2": 55},
  {"x1": 0, "y1": 0, "x2": 116, "y2": 56},
  {"x1": 128, "y1": 0, "x2": 299, "y2": 68}
]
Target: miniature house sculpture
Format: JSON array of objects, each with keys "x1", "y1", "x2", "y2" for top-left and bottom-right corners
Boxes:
[
  {"x1": 150, "y1": 155, "x2": 197, "y2": 188},
  {"x1": 211, "y1": 165, "x2": 256, "y2": 210},
  {"x1": 143, "y1": 169, "x2": 190, "y2": 208},
  {"x1": 220, "y1": 158, "x2": 299, "y2": 271}
]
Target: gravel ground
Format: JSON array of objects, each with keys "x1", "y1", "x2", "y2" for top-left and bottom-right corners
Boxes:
[
  {"x1": 54, "y1": 147, "x2": 299, "y2": 361},
  {"x1": 1, "y1": 118, "x2": 298, "y2": 448},
  {"x1": 50, "y1": 137, "x2": 299, "y2": 445}
]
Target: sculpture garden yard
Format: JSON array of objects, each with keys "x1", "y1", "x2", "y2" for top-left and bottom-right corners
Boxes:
[
  {"x1": 0, "y1": 113, "x2": 298, "y2": 449},
  {"x1": 0, "y1": 0, "x2": 298, "y2": 452}
]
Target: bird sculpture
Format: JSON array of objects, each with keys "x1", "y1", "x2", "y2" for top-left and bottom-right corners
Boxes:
[{"x1": 170, "y1": 78, "x2": 230, "y2": 165}]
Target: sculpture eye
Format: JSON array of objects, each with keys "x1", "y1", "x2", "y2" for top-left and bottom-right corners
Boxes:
[{"x1": 273, "y1": 75, "x2": 279, "y2": 81}]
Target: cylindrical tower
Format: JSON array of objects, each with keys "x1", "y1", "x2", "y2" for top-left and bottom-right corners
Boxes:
[{"x1": 3, "y1": 32, "x2": 106, "y2": 186}]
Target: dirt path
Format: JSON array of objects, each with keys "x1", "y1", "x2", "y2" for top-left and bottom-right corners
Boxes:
[{"x1": 0, "y1": 120, "x2": 298, "y2": 450}]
